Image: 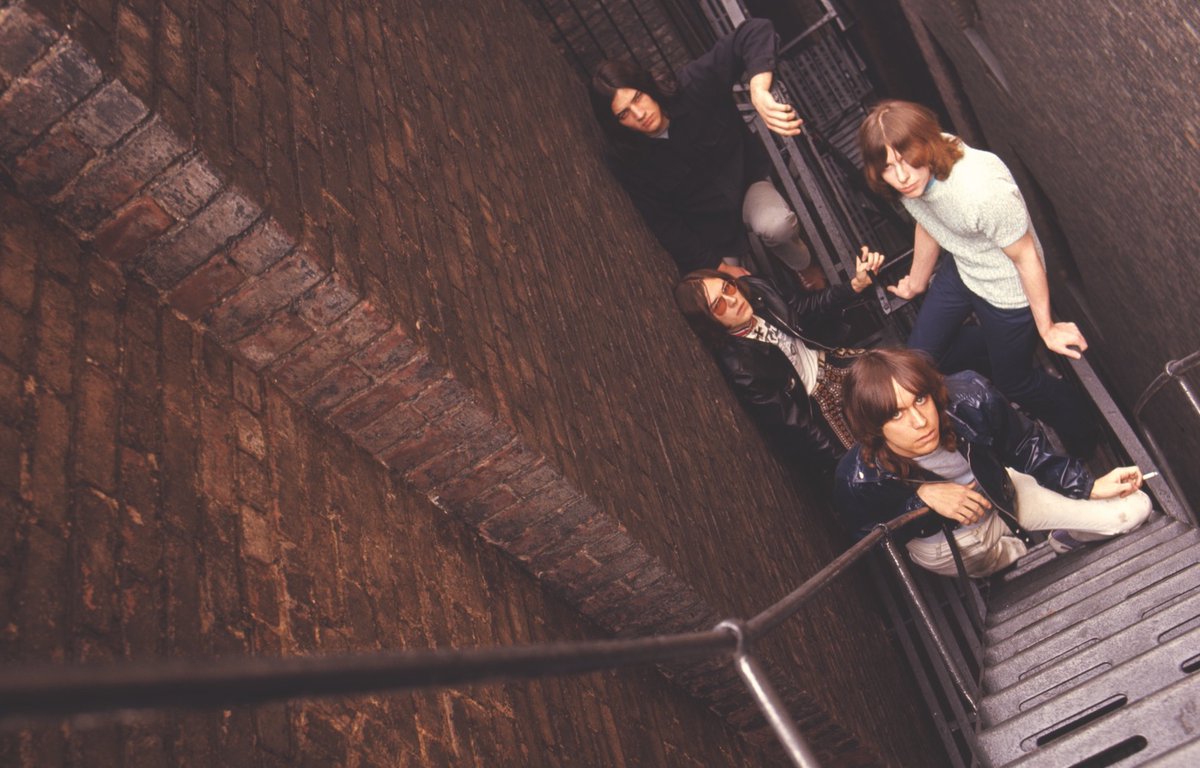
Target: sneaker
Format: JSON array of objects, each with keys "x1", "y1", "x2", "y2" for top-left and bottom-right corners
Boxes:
[{"x1": 1048, "y1": 530, "x2": 1088, "y2": 554}]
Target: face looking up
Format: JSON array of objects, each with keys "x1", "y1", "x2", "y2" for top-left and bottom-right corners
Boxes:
[
  {"x1": 881, "y1": 145, "x2": 932, "y2": 199},
  {"x1": 701, "y1": 277, "x2": 754, "y2": 332},
  {"x1": 611, "y1": 87, "x2": 667, "y2": 135},
  {"x1": 881, "y1": 378, "x2": 941, "y2": 458}
]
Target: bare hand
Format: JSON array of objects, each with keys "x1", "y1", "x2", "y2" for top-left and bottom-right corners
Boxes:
[
  {"x1": 916, "y1": 481, "x2": 992, "y2": 525},
  {"x1": 1090, "y1": 466, "x2": 1144, "y2": 499},
  {"x1": 717, "y1": 262, "x2": 751, "y2": 278},
  {"x1": 749, "y1": 87, "x2": 803, "y2": 136},
  {"x1": 1041, "y1": 321, "x2": 1088, "y2": 359},
  {"x1": 887, "y1": 274, "x2": 926, "y2": 300},
  {"x1": 850, "y1": 246, "x2": 885, "y2": 292}
]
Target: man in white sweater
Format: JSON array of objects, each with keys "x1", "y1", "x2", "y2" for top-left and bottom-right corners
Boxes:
[{"x1": 858, "y1": 100, "x2": 1095, "y2": 454}]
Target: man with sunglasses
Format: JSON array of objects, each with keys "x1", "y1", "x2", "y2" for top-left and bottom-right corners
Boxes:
[{"x1": 674, "y1": 248, "x2": 883, "y2": 470}]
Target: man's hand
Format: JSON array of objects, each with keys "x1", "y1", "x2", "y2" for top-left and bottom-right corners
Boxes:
[
  {"x1": 1090, "y1": 466, "x2": 1144, "y2": 499},
  {"x1": 748, "y1": 73, "x2": 802, "y2": 136},
  {"x1": 887, "y1": 274, "x2": 927, "y2": 300},
  {"x1": 916, "y1": 481, "x2": 993, "y2": 525},
  {"x1": 850, "y1": 246, "x2": 885, "y2": 293},
  {"x1": 1041, "y1": 321, "x2": 1088, "y2": 359},
  {"x1": 717, "y1": 262, "x2": 751, "y2": 278}
]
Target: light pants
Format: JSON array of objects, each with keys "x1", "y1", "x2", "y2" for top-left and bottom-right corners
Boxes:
[
  {"x1": 906, "y1": 469, "x2": 1152, "y2": 577},
  {"x1": 739, "y1": 179, "x2": 811, "y2": 270}
]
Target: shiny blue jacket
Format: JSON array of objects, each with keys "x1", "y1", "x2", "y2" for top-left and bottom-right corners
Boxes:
[{"x1": 834, "y1": 371, "x2": 1095, "y2": 541}]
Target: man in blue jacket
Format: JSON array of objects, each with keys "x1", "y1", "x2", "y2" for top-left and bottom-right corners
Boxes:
[
  {"x1": 589, "y1": 18, "x2": 826, "y2": 289},
  {"x1": 834, "y1": 348, "x2": 1150, "y2": 576}
]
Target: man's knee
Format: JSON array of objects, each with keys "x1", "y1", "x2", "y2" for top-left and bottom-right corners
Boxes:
[
  {"x1": 1105, "y1": 490, "x2": 1152, "y2": 535},
  {"x1": 747, "y1": 206, "x2": 798, "y2": 245}
]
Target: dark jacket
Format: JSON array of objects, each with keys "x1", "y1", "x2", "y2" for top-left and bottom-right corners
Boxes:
[
  {"x1": 607, "y1": 19, "x2": 778, "y2": 273},
  {"x1": 834, "y1": 371, "x2": 1096, "y2": 542},
  {"x1": 715, "y1": 276, "x2": 857, "y2": 469}
]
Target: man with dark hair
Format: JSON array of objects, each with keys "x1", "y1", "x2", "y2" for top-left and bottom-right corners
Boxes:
[
  {"x1": 589, "y1": 18, "x2": 826, "y2": 288},
  {"x1": 834, "y1": 348, "x2": 1150, "y2": 577}
]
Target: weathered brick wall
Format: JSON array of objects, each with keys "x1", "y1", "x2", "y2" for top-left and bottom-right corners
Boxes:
[
  {"x1": 895, "y1": 0, "x2": 1200, "y2": 508},
  {"x1": 0, "y1": 190, "x2": 769, "y2": 766},
  {"x1": 2, "y1": 0, "x2": 940, "y2": 764}
]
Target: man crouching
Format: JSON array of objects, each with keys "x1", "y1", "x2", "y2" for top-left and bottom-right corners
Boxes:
[{"x1": 834, "y1": 348, "x2": 1151, "y2": 577}]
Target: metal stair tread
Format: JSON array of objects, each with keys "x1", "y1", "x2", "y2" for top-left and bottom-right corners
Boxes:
[
  {"x1": 996, "y1": 673, "x2": 1200, "y2": 767},
  {"x1": 985, "y1": 527, "x2": 1200, "y2": 629},
  {"x1": 981, "y1": 587, "x2": 1200, "y2": 696},
  {"x1": 975, "y1": 625, "x2": 1200, "y2": 763},
  {"x1": 988, "y1": 515, "x2": 1184, "y2": 608},
  {"x1": 984, "y1": 557, "x2": 1200, "y2": 664}
]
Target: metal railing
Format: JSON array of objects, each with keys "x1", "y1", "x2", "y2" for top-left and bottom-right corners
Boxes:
[{"x1": 1, "y1": 508, "x2": 945, "y2": 768}]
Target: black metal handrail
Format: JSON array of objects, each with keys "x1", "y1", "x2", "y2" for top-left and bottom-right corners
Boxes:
[{"x1": 0, "y1": 507, "x2": 935, "y2": 767}]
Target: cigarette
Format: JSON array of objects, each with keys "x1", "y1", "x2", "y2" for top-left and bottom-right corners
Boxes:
[{"x1": 1142, "y1": 471, "x2": 1160, "y2": 480}]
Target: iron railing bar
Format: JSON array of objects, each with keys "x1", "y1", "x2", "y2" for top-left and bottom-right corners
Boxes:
[
  {"x1": 534, "y1": 0, "x2": 592, "y2": 79},
  {"x1": 719, "y1": 620, "x2": 822, "y2": 768},
  {"x1": 745, "y1": 507, "x2": 930, "y2": 638},
  {"x1": 593, "y1": 0, "x2": 643, "y2": 66},
  {"x1": 623, "y1": 0, "x2": 675, "y2": 75},
  {"x1": 868, "y1": 555, "x2": 972, "y2": 768},
  {"x1": 1133, "y1": 350, "x2": 1200, "y2": 418},
  {"x1": 879, "y1": 533, "x2": 979, "y2": 712},
  {"x1": 1067, "y1": 355, "x2": 1196, "y2": 525},
  {"x1": 778, "y1": 12, "x2": 837, "y2": 57},
  {"x1": 0, "y1": 629, "x2": 735, "y2": 721},
  {"x1": 560, "y1": 0, "x2": 608, "y2": 64}
]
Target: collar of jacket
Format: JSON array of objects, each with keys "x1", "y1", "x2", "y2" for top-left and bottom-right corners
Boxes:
[{"x1": 737, "y1": 277, "x2": 836, "y2": 352}]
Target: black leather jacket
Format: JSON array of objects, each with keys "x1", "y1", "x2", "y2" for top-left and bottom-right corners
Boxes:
[
  {"x1": 714, "y1": 276, "x2": 857, "y2": 468},
  {"x1": 834, "y1": 371, "x2": 1095, "y2": 541}
]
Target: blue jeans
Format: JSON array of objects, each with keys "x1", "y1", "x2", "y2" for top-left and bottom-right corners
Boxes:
[{"x1": 908, "y1": 257, "x2": 1096, "y2": 453}]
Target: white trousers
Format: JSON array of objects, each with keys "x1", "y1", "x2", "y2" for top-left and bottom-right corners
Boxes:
[
  {"x1": 741, "y1": 179, "x2": 811, "y2": 270},
  {"x1": 906, "y1": 469, "x2": 1152, "y2": 577}
]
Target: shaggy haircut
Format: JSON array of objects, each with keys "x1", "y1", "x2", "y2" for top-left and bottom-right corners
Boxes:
[
  {"x1": 843, "y1": 348, "x2": 957, "y2": 476},
  {"x1": 858, "y1": 99, "x2": 964, "y2": 199},
  {"x1": 674, "y1": 269, "x2": 742, "y2": 347},
  {"x1": 589, "y1": 58, "x2": 678, "y2": 150}
]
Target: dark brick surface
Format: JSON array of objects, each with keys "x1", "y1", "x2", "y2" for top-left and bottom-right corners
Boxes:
[
  {"x1": 0, "y1": 0, "x2": 941, "y2": 764},
  {"x1": 0, "y1": 194, "x2": 775, "y2": 767}
]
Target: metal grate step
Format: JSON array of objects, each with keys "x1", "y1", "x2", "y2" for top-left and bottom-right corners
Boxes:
[
  {"x1": 975, "y1": 625, "x2": 1200, "y2": 764},
  {"x1": 985, "y1": 547, "x2": 1200, "y2": 655},
  {"x1": 995, "y1": 673, "x2": 1200, "y2": 767},
  {"x1": 988, "y1": 515, "x2": 1182, "y2": 608},
  {"x1": 985, "y1": 527, "x2": 1200, "y2": 631},
  {"x1": 982, "y1": 586, "x2": 1200, "y2": 696}
]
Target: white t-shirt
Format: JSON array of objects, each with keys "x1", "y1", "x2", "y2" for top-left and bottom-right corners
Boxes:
[
  {"x1": 740, "y1": 316, "x2": 820, "y2": 393},
  {"x1": 902, "y1": 140, "x2": 1044, "y2": 309}
]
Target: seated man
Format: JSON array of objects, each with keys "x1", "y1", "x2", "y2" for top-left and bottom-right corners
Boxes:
[
  {"x1": 590, "y1": 18, "x2": 826, "y2": 288},
  {"x1": 674, "y1": 248, "x2": 883, "y2": 471},
  {"x1": 833, "y1": 348, "x2": 1151, "y2": 577}
]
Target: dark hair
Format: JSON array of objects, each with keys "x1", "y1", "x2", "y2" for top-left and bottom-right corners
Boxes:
[
  {"x1": 842, "y1": 348, "x2": 957, "y2": 476},
  {"x1": 589, "y1": 58, "x2": 678, "y2": 150},
  {"x1": 674, "y1": 269, "x2": 739, "y2": 347},
  {"x1": 858, "y1": 100, "x2": 963, "y2": 200}
]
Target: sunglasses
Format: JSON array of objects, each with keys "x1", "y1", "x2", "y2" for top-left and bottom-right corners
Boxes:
[{"x1": 709, "y1": 281, "x2": 738, "y2": 316}]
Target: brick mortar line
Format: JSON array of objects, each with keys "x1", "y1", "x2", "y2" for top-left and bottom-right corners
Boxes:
[{"x1": 0, "y1": 2, "x2": 878, "y2": 760}]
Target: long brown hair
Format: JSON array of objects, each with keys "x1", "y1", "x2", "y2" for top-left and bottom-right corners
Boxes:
[
  {"x1": 674, "y1": 269, "x2": 738, "y2": 348},
  {"x1": 842, "y1": 348, "x2": 957, "y2": 476},
  {"x1": 589, "y1": 59, "x2": 678, "y2": 152},
  {"x1": 858, "y1": 100, "x2": 963, "y2": 200}
]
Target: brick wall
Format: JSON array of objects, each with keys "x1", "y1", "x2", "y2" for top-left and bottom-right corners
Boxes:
[
  {"x1": 894, "y1": 0, "x2": 1200, "y2": 508},
  {"x1": 1, "y1": 0, "x2": 940, "y2": 764},
  {"x1": 0, "y1": 190, "x2": 771, "y2": 766}
]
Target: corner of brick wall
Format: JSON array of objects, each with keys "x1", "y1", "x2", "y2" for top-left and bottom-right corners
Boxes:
[{"x1": 0, "y1": 3, "x2": 885, "y2": 764}]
